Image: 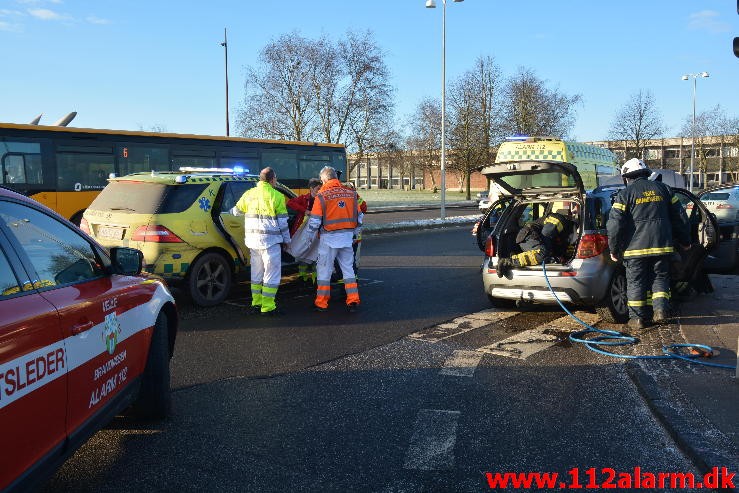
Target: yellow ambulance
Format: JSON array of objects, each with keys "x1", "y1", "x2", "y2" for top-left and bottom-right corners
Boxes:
[{"x1": 484, "y1": 136, "x2": 618, "y2": 204}]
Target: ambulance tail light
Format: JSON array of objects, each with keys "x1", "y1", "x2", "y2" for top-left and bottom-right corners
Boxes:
[
  {"x1": 576, "y1": 233, "x2": 609, "y2": 259},
  {"x1": 79, "y1": 217, "x2": 90, "y2": 234},
  {"x1": 484, "y1": 235, "x2": 496, "y2": 257},
  {"x1": 132, "y1": 225, "x2": 184, "y2": 243}
]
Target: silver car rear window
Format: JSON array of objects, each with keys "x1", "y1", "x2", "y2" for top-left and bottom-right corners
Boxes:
[{"x1": 702, "y1": 193, "x2": 730, "y2": 200}]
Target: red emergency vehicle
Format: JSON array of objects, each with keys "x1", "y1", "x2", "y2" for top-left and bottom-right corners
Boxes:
[{"x1": 0, "y1": 186, "x2": 178, "y2": 492}]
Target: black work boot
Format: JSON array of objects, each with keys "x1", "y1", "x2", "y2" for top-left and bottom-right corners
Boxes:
[
  {"x1": 625, "y1": 318, "x2": 651, "y2": 330},
  {"x1": 653, "y1": 310, "x2": 671, "y2": 324}
]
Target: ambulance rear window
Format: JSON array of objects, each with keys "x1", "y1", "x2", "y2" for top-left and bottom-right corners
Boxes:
[{"x1": 89, "y1": 182, "x2": 208, "y2": 214}]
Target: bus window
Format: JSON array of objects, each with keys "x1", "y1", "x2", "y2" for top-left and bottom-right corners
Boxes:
[
  {"x1": 220, "y1": 153, "x2": 259, "y2": 174},
  {"x1": 0, "y1": 141, "x2": 43, "y2": 184},
  {"x1": 56, "y1": 152, "x2": 115, "y2": 191},
  {"x1": 118, "y1": 144, "x2": 169, "y2": 175},
  {"x1": 262, "y1": 150, "x2": 297, "y2": 178},
  {"x1": 171, "y1": 147, "x2": 216, "y2": 169},
  {"x1": 298, "y1": 153, "x2": 331, "y2": 180}
]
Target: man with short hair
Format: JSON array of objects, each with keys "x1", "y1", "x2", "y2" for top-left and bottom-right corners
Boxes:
[
  {"x1": 305, "y1": 166, "x2": 363, "y2": 312},
  {"x1": 607, "y1": 158, "x2": 690, "y2": 329},
  {"x1": 232, "y1": 167, "x2": 291, "y2": 316}
]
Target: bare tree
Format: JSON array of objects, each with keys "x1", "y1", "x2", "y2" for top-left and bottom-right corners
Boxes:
[
  {"x1": 137, "y1": 123, "x2": 168, "y2": 133},
  {"x1": 341, "y1": 31, "x2": 394, "y2": 176},
  {"x1": 237, "y1": 30, "x2": 393, "y2": 162},
  {"x1": 374, "y1": 129, "x2": 409, "y2": 189},
  {"x1": 448, "y1": 56, "x2": 503, "y2": 199},
  {"x1": 680, "y1": 105, "x2": 738, "y2": 186},
  {"x1": 609, "y1": 90, "x2": 664, "y2": 160},
  {"x1": 239, "y1": 32, "x2": 316, "y2": 141},
  {"x1": 501, "y1": 67, "x2": 581, "y2": 139},
  {"x1": 405, "y1": 97, "x2": 442, "y2": 189}
]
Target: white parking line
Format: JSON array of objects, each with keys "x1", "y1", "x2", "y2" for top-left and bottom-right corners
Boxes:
[
  {"x1": 439, "y1": 350, "x2": 484, "y2": 377},
  {"x1": 403, "y1": 409, "x2": 460, "y2": 471},
  {"x1": 408, "y1": 309, "x2": 518, "y2": 343},
  {"x1": 477, "y1": 311, "x2": 600, "y2": 360}
]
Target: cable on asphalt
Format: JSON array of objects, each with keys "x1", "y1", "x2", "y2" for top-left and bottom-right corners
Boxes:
[{"x1": 540, "y1": 260, "x2": 736, "y2": 370}]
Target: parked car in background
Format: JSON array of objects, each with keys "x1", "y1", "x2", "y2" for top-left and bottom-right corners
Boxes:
[
  {"x1": 0, "y1": 186, "x2": 177, "y2": 492},
  {"x1": 699, "y1": 185, "x2": 739, "y2": 224},
  {"x1": 698, "y1": 185, "x2": 739, "y2": 271}
]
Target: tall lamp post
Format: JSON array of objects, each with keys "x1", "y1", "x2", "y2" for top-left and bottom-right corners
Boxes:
[
  {"x1": 221, "y1": 28, "x2": 230, "y2": 137},
  {"x1": 680, "y1": 71, "x2": 709, "y2": 191},
  {"x1": 426, "y1": 0, "x2": 463, "y2": 219}
]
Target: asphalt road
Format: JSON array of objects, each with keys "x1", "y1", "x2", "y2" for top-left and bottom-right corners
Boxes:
[{"x1": 42, "y1": 224, "x2": 700, "y2": 492}]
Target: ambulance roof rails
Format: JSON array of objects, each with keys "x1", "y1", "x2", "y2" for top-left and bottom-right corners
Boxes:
[
  {"x1": 178, "y1": 167, "x2": 234, "y2": 173},
  {"x1": 506, "y1": 135, "x2": 558, "y2": 142}
]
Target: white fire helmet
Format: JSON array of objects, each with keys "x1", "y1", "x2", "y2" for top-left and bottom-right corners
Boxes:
[{"x1": 620, "y1": 158, "x2": 649, "y2": 178}]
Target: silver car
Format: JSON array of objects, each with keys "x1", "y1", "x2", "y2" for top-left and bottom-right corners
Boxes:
[
  {"x1": 699, "y1": 185, "x2": 739, "y2": 271},
  {"x1": 474, "y1": 161, "x2": 718, "y2": 322},
  {"x1": 699, "y1": 185, "x2": 739, "y2": 224}
]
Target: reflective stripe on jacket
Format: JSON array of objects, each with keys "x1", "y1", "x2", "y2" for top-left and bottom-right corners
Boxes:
[
  {"x1": 606, "y1": 177, "x2": 690, "y2": 259},
  {"x1": 310, "y1": 179, "x2": 361, "y2": 235},
  {"x1": 233, "y1": 181, "x2": 290, "y2": 249}
]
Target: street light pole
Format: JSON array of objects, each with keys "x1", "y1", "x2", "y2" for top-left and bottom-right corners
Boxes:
[
  {"x1": 427, "y1": 0, "x2": 463, "y2": 219},
  {"x1": 681, "y1": 71, "x2": 709, "y2": 191},
  {"x1": 221, "y1": 28, "x2": 230, "y2": 137}
]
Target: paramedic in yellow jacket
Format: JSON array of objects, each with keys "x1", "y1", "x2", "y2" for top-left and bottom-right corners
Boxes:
[
  {"x1": 231, "y1": 167, "x2": 291, "y2": 316},
  {"x1": 305, "y1": 166, "x2": 363, "y2": 312}
]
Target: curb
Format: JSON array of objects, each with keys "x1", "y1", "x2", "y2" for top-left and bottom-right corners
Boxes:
[
  {"x1": 364, "y1": 216, "x2": 479, "y2": 235},
  {"x1": 626, "y1": 362, "x2": 738, "y2": 492}
]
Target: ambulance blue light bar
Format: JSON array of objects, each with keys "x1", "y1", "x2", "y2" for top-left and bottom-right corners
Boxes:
[{"x1": 506, "y1": 134, "x2": 530, "y2": 141}]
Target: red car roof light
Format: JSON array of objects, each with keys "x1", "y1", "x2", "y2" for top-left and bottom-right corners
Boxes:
[
  {"x1": 576, "y1": 233, "x2": 608, "y2": 259},
  {"x1": 132, "y1": 225, "x2": 184, "y2": 243}
]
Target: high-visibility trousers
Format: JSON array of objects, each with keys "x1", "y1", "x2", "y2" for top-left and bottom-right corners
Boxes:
[
  {"x1": 249, "y1": 243, "x2": 282, "y2": 313},
  {"x1": 623, "y1": 255, "x2": 671, "y2": 320},
  {"x1": 315, "y1": 242, "x2": 359, "y2": 309}
]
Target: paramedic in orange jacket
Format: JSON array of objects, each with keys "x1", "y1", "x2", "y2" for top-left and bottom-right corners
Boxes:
[{"x1": 306, "y1": 166, "x2": 363, "y2": 312}]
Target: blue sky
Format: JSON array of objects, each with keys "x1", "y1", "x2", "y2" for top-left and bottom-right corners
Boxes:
[{"x1": 1, "y1": 0, "x2": 737, "y2": 142}]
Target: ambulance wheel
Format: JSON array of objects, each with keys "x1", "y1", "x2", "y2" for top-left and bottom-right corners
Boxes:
[
  {"x1": 133, "y1": 311, "x2": 171, "y2": 420},
  {"x1": 596, "y1": 270, "x2": 629, "y2": 323},
  {"x1": 487, "y1": 294, "x2": 515, "y2": 309},
  {"x1": 188, "y1": 252, "x2": 232, "y2": 306}
]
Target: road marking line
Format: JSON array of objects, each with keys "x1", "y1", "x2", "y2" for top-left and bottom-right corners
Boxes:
[
  {"x1": 439, "y1": 350, "x2": 484, "y2": 377},
  {"x1": 408, "y1": 309, "x2": 518, "y2": 343},
  {"x1": 477, "y1": 311, "x2": 600, "y2": 359},
  {"x1": 403, "y1": 409, "x2": 460, "y2": 471}
]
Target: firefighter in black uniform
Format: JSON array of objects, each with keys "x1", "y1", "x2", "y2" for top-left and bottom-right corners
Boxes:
[
  {"x1": 606, "y1": 158, "x2": 691, "y2": 330},
  {"x1": 496, "y1": 206, "x2": 578, "y2": 278}
]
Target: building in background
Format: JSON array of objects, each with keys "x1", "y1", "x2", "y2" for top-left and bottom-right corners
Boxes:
[{"x1": 349, "y1": 135, "x2": 739, "y2": 191}]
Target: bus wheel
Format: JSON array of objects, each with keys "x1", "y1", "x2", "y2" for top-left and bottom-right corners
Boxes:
[{"x1": 187, "y1": 252, "x2": 232, "y2": 306}]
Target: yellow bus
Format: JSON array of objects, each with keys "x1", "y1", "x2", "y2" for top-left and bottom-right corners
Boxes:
[{"x1": 0, "y1": 122, "x2": 347, "y2": 224}]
